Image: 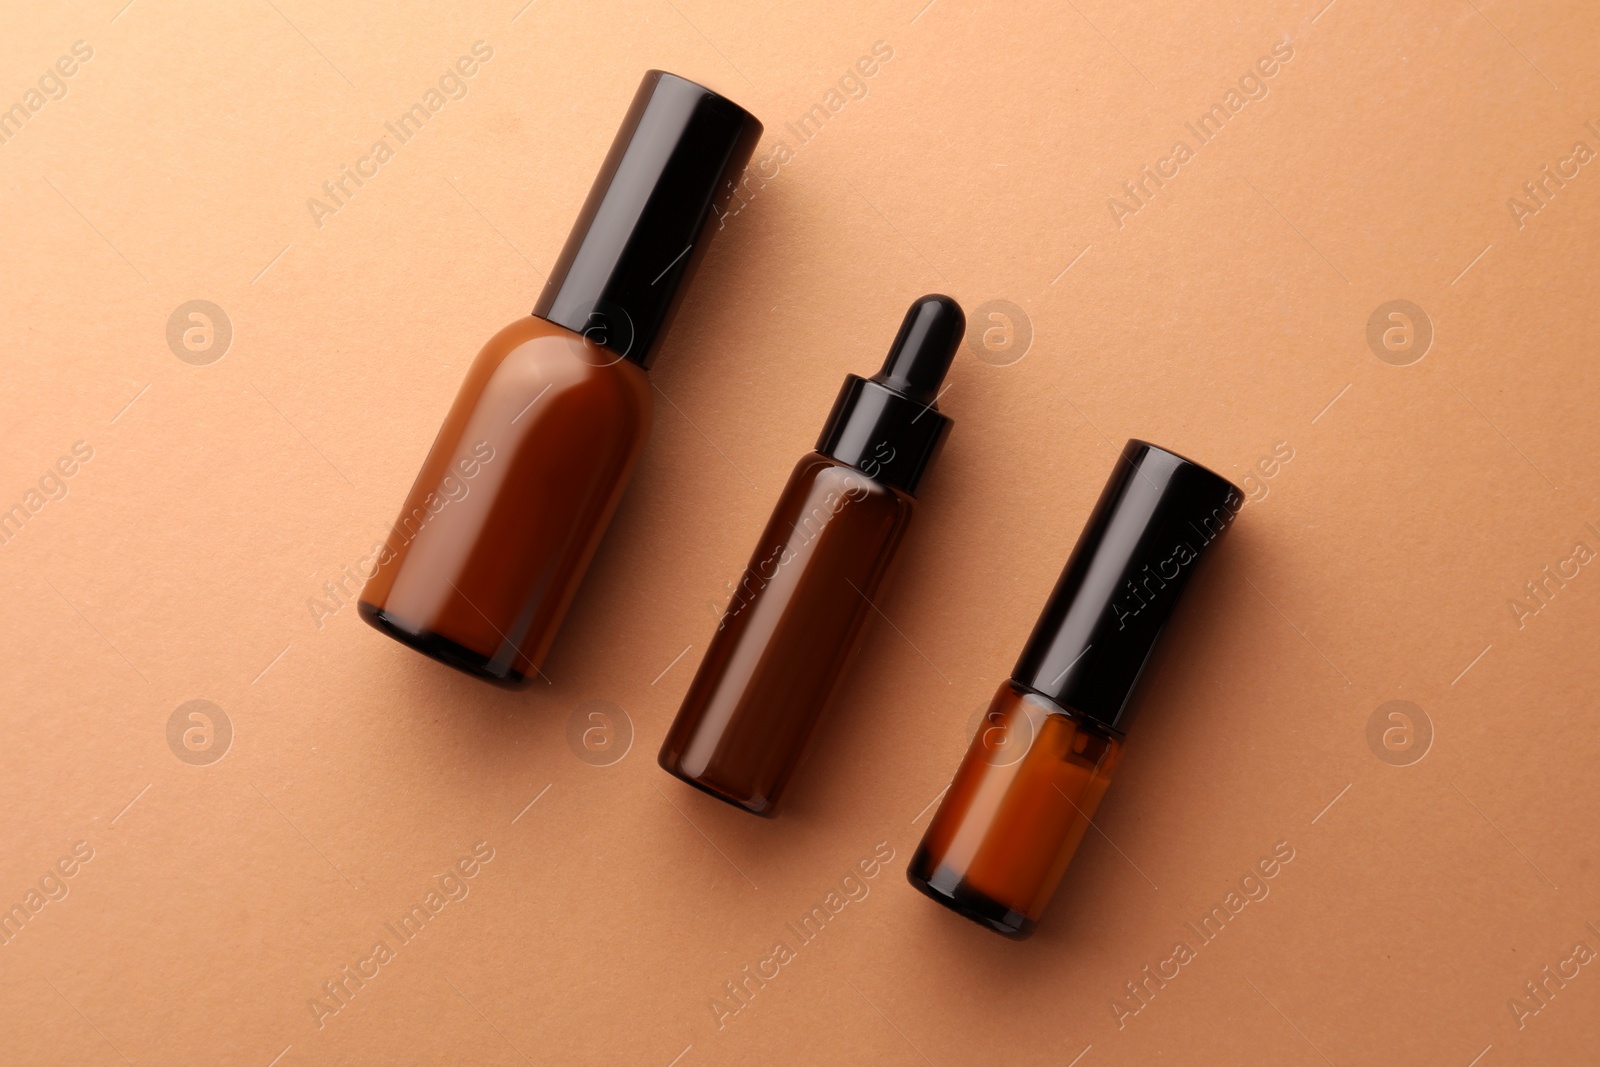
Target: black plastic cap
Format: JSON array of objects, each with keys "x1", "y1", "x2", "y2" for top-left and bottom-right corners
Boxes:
[
  {"x1": 533, "y1": 71, "x2": 762, "y2": 370},
  {"x1": 1011, "y1": 440, "x2": 1244, "y2": 735},
  {"x1": 815, "y1": 295, "x2": 963, "y2": 496}
]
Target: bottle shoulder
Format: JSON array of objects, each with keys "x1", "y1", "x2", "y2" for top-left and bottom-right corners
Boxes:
[
  {"x1": 790, "y1": 452, "x2": 916, "y2": 513},
  {"x1": 476, "y1": 316, "x2": 652, "y2": 416},
  {"x1": 1002, "y1": 679, "x2": 1126, "y2": 744}
]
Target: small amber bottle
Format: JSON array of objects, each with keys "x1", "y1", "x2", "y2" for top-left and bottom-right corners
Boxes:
[
  {"x1": 908, "y1": 441, "x2": 1243, "y2": 938},
  {"x1": 359, "y1": 72, "x2": 760, "y2": 686},
  {"x1": 659, "y1": 295, "x2": 965, "y2": 816}
]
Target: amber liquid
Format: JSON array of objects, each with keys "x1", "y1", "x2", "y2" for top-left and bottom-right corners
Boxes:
[
  {"x1": 907, "y1": 681, "x2": 1121, "y2": 938},
  {"x1": 658, "y1": 453, "x2": 915, "y2": 815},
  {"x1": 359, "y1": 316, "x2": 652, "y2": 687}
]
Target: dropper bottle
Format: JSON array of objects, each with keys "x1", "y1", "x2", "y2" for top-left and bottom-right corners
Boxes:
[{"x1": 658, "y1": 294, "x2": 965, "y2": 816}]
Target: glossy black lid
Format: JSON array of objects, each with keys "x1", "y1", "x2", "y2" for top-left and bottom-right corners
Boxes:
[
  {"x1": 1011, "y1": 440, "x2": 1243, "y2": 735},
  {"x1": 533, "y1": 71, "x2": 762, "y2": 370},
  {"x1": 815, "y1": 295, "x2": 963, "y2": 496}
]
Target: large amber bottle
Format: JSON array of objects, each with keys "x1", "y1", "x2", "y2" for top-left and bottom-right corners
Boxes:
[
  {"x1": 659, "y1": 295, "x2": 965, "y2": 816},
  {"x1": 359, "y1": 72, "x2": 760, "y2": 687}
]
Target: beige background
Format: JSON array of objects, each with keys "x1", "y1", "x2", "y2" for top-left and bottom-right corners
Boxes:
[{"x1": 3, "y1": 0, "x2": 1598, "y2": 1063}]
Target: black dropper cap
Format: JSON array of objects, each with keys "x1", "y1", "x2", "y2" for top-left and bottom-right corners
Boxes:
[
  {"x1": 1011, "y1": 441, "x2": 1244, "y2": 736},
  {"x1": 533, "y1": 71, "x2": 762, "y2": 370},
  {"x1": 815, "y1": 295, "x2": 964, "y2": 496}
]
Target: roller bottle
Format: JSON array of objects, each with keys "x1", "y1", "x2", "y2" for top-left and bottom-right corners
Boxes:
[{"x1": 908, "y1": 441, "x2": 1243, "y2": 938}]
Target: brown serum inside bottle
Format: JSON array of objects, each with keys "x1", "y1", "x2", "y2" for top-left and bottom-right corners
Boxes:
[
  {"x1": 659, "y1": 295, "x2": 965, "y2": 816},
  {"x1": 359, "y1": 320, "x2": 651, "y2": 684},
  {"x1": 908, "y1": 682, "x2": 1121, "y2": 940},
  {"x1": 908, "y1": 440, "x2": 1244, "y2": 938},
  {"x1": 357, "y1": 71, "x2": 760, "y2": 687}
]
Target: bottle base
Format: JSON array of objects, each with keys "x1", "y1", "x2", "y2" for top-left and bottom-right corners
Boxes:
[
  {"x1": 656, "y1": 756, "x2": 779, "y2": 818},
  {"x1": 905, "y1": 854, "x2": 1036, "y2": 940},
  {"x1": 358, "y1": 602, "x2": 533, "y2": 690}
]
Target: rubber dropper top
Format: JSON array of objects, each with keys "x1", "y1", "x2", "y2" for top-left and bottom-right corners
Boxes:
[
  {"x1": 815, "y1": 294, "x2": 964, "y2": 496},
  {"x1": 873, "y1": 294, "x2": 965, "y2": 404}
]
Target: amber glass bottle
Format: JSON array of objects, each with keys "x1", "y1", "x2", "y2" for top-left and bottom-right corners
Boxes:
[
  {"x1": 359, "y1": 72, "x2": 760, "y2": 686},
  {"x1": 659, "y1": 295, "x2": 965, "y2": 816},
  {"x1": 908, "y1": 441, "x2": 1243, "y2": 938}
]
